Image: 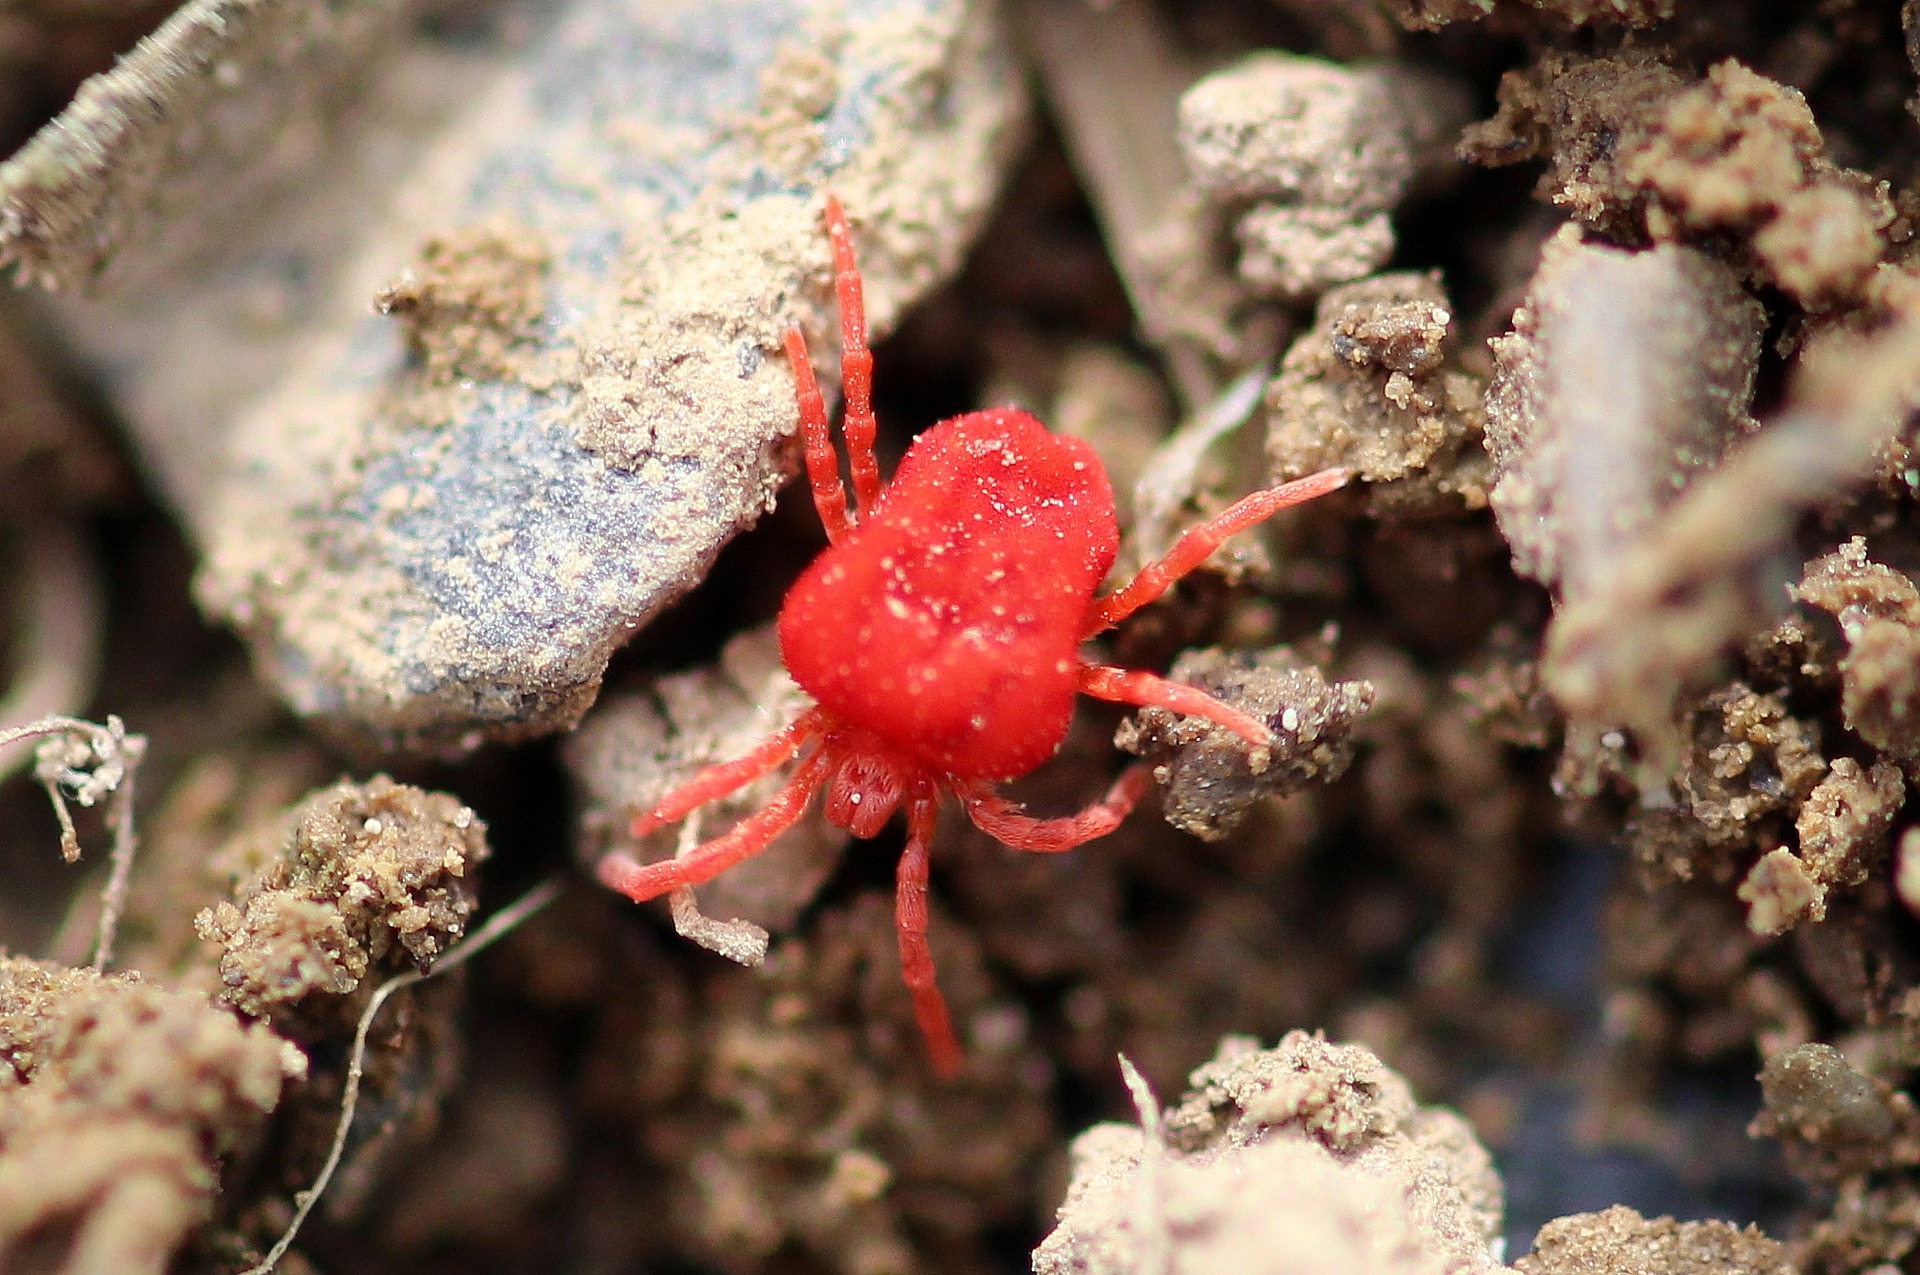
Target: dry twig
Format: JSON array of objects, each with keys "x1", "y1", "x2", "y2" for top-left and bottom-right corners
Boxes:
[{"x1": 239, "y1": 877, "x2": 564, "y2": 1275}]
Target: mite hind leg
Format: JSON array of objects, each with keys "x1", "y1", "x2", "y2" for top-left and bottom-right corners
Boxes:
[
  {"x1": 896, "y1": 787, "x2": 965, "y2": 1077},
  {"x1": 956, "y1": 765, "x2": 1154, "y2": 853}
]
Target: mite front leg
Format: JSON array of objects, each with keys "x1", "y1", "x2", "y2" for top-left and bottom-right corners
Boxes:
[
  {"x1": 1076, "y1": 664, "x2": 1271, "y2": 749},
  {"x1": 786, "y1": 327, "x2": 852, "y2": 542},
  {"x1": 630, "y1": 707, "x2": 828, "y2": 837},
  {"x1": 1082, "y1": 467, "x2": 1351, "y2": 637},
  {"x1": 602, "y1": 750, "x2": 833, "y2": 901},
  {"x1": 822, "y1": 195, "x2": 882, "y2": 515}
]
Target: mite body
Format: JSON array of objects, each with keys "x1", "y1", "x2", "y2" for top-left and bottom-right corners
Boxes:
[{"x1": 599, "y1": 196, "x2": 1348, "y2": 1076}]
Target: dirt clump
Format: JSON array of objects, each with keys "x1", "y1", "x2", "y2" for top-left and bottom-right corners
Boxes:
[
  {"x1": 193, "y1": 775, "x2": 489, "y2": 1026},
  {"x1": 1034, "y1": 1031, "x2": 1505, "y2": 1275},
  {"x1": 376, "y1": 222, "x2": 553, "y2": 385},
  {"x1": 1483, "y1": 227, "x2": 1763, "y2": 598},
  {"x1": 1179, "y1": 53, "x2": 1470, "y2": 302},
  {"x1": 1459, "y1": 52, "x2": 1688, "y2": 242},
  {"x1": 1750, "y1": 1043, "x2": 1920, "y2": 1272},
  {"x1": 1627, "y1": 60, "x2": 1893, "y2": 309},
  {"x1": 1623, "y1": 681, "x2": 1825, "y2": 888},
  {"x1": 1517, "y1": 1205, "x2": 1791, "y2": 1275},
  {"x1": 1265, "y1": 271, "x2": 1489, "y2": 514},
  {"x1": 1740, "y1": 756, "x2": 1904, "y2": 936},
  {"x1": 1793, "y1": 539, "x2": 1920, "y2": 762},
  {"x1": 0, "y1": 956, "x2": 302, "y2": 1275},
  {"x1": 167, "y1": 773, "x2": 496, "y2": 1239},
  {"x1": 1115, "y1": 644, "x2": 1374, "y2": 841},
  {"x1": 1464, "y1": 52, "x2": 1896, "y2": 307}
]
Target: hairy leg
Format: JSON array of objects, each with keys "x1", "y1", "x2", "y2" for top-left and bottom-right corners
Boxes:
[
  {"x1": 897, "y1": 784, "x2": 964, "y2": 1077},
  {"x1": 955, "y1": 764, "x2": 1154, "y2": 853},
  {"x1": 629, "y1": 707, "x2": 829, "y2": 837},
  {"x1": 1076, "y1": 664, "x2": 1272, "y2": 749},
  {"x1": 822, "y1": 195, "x2": 883, "y2": 515},
  {"x1": 601, "y1": 750, "x2": 832, "y2": 901},
  {"x1": 785, "y1": 327, "x2": 851, "y2": 542},
  {"x1": 1082, "y1": 467, "x2": 1351, "y2": 637}
]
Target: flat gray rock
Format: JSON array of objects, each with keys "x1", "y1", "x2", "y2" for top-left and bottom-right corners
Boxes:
[{"x1": 4, "y1": 0, "x2": 1024, "y2": 750}]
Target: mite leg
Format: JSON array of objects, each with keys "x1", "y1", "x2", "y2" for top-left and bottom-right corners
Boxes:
[
  {"x1": 1077, "y1": 664, "x2": 1270, "y2": 749},
  {"x1": 822, "y1": 195, "x2": 883, "y2": 515},
  {"x1": 629, "y1": 708, "x2": 828, "y2": 837},
  {"x1": 601, "y1": 750, "x2": 832, "y2": 901},
  {"x1": 897, "y1": 785, "x2": 964, "y2": 1077},
  {"x1": 1081, "y1": 467, "x2": 1351, "y2": 637},
  {"x1": 956, "y1": 765, "x2": 1154, "y2": 853},
  {"x1": 785, "y1": 327, "x2": 851, "y2": 542}
]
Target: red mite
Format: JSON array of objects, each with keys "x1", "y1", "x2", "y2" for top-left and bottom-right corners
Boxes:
[{"x1": 598, "y1": 197, "x2": 1349, "y2": 1076}]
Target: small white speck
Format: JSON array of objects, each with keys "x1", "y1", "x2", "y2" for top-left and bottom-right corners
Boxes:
[
  {"x1": 1279, "y1": 708, "x2": 1299, "y2": 732},
  {"x1": 1600, "y1": 730, "x2": 1625, "y2": 750},
  {"x1": 363, "y1": 817, "x2": 384, "y2": 835}
]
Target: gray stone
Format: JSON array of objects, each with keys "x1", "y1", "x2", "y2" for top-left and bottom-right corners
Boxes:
[{"x1": 4, "y1": 0, "x2": 1025, "y2": 750}]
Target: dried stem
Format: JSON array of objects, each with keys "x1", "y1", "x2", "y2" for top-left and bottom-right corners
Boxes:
[
  {"x1": 0, "y1": 713, "x2": 146, "y2": 970},
  {"x1": 1017, "y1": 0, "x2": 1218, "y2": 409},
  {"x1": 667, "y1": 810, "x2": 772, "y2": 967},
  {"x1": 1117, "y1": 1054, "x2": 1172, "y2": 1275},
  {"x1": 239, "y1": 878, "x2": 564, "y2": 1275}
]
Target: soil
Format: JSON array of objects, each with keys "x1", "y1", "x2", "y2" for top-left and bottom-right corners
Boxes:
[{"x1": 12, "y1": 0, "x2": 1920, "y2": 1273}]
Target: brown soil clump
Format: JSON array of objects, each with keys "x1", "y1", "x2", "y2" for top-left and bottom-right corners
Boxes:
[
  {"x1": 1115, "y1": 644, "x2": 1375, "y2": 841},
  {"x1": 194, "y1": 775, "x2": 489, "y2": 1027},
  {"x1": 1518, "y1": 1206, "x2": 1791, "y2": 1275},
  {"x1": 0, "y1": 957, "x2": 301, "y2": 1275},
  {"x1": 1266, "y1": 271, "x2": 1490, "y2": 515}
]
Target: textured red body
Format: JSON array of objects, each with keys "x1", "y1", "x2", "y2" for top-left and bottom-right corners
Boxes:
[
  {"x1": 779, "y1": 407, "x2": 1118, "y2": 779},
  {"x1": 598, "y1": 195, "x2": 1349, "y2": 1078}
]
